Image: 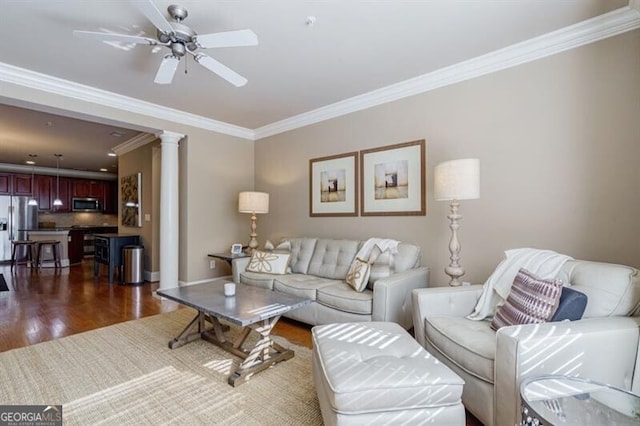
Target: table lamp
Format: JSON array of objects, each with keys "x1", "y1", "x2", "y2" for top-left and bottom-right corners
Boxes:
[
  {"x1": 434, "y1": 158, "x2": 480, "y2": 286},
  {"x1": 238, "y1": 191, "x2": 269, "y2": 254}
]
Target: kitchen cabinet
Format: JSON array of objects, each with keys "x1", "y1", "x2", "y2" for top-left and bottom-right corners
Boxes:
[
  {"x1": 52, "y1": 177, "x2": 71, "y2": 213},
  {"x1": 103, "y1": 181, "x2": 117, "y2": 214},
  {"x1": 12, "y1": 174, "x2": 33, "y2": 196},
  {"x1": 0, "y1": 174, "x2": 10, "y2": 194},
  {"x1": 35, "y1": 175, "x2": 53, "y2": 211},
  {"x1": 68, "y1": 229, "x2": 85, "y2": 264},
  {"x1": 72, "y1": 179, "x2": 104, "y2": 199}
]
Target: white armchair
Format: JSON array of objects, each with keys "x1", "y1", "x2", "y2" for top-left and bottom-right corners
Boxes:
[{"x1": 412, "y1": 259, "x2": 640, "y2": 426}]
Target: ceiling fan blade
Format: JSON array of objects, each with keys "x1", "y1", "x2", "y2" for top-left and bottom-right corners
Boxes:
[
  {"x1": 131, "y1": 0, "x2": 174, "y2": 35},
  {"x1": 193, "y1": 54, "x2": 248, "y2": 87},
  {"x1": 154, "y1": 55, "x2": 180, "y2": 84},
  {"x1": 73, "y1": 30, "x2": 159, "y2": 45},
  {"x1": 195, "y1": 29, "x2": 258, "y2": 49}
]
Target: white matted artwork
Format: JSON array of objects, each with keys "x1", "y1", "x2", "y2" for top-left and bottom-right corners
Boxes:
[
  {"x1": 309, "y1": 152, "x2": 358, "y2": 217},
  {"x1": 121, "y1": 172, "x2": 142, "y2": 227},
  {"x1": 360, "y1": 140, "x2": 426, "y2": 216}
]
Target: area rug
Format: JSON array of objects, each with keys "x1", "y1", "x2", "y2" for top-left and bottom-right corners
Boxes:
[
  {"x1": 0, "y1": 274, "x2": 7, "y2": 291},
  {"x1": 0, "y1": 309, "x2": 322, "y2": 425}
]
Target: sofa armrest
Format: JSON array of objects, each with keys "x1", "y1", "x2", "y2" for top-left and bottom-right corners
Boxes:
[
  {"x1": 411, "y1": 285, "x2": 483, "y2": 347},
  {"x1": 371, "y1": 266, "x2": 429, "y2": 329},
  {"x1": 231, "y1": 257, "x2": 250, "y2": 283},
  {"x1": 494, "y1": 316, "x2": 640, "y2": 426}
]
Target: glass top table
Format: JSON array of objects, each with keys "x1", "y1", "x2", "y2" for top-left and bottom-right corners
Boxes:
[
  {"x1": 157, "y1": 279, "x2": 312, "y2": 386},
  {"x1": 520, "y1": 375, "x2": 640, "y2": 425}
]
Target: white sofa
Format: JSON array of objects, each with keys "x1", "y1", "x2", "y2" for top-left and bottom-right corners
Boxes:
[
  {"x1": 412, "y1": 259, "x2": 640, "y2": 426},
  {"x1": 232, "y1": 237, "x2": 428, "y2": 329}
]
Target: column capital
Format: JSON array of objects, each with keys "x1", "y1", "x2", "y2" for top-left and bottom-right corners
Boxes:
[{"x1": 156, "y1": 130, "x2": 184, "y2": 145}]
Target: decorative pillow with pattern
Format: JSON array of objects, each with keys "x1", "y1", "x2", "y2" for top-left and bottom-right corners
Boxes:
[
  {"x1": 346, "y1": 257, "x2": 371, "y2": 292},
  {"x1": 490, "y1": 268, "x2": 563, "y2": 330},
  {"x1": 245, "y1": 250, "x2": 291, "y2": 275}
]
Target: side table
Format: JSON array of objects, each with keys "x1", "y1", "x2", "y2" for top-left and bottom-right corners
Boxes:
[
  {"x1": 520, "y1": 375, "x2": 640, "y2": 425},
  {"x1": 208, "y1": 252, "x2": 250, "y2": 267}
]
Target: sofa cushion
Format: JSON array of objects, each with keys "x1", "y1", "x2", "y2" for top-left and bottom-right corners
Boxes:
[
  {"x1": 287, "y1": 238, "x2": 318, "y2": 274},
  {"x1": 426, "y1": 316, "x2": 496, "y2": 383},
  {"x1": 245, "y1": 250, "x2": 291, "y2": 274},
  {"x1": 556, "y1": 260, "x2": 640, "y2": 318},
  {"x1": 307, "y1": 239, "x2": 359, "y2": 280},
  {"x1": 238, "y1": 271, "x2": 276, "y2": 289},
  {"x1": 551, "y1": 286, "x2": 588, "y2": 322},
  {"x1": 491, "y1": 268, "x2": 563, "y2": 330},
  {"x1": 273, "y1": 274, "x2": 340, "y2": 300},
  {"x1": 317, "y1": 282, "x2": 373, "y2": 315},
  {"x1": 346, "y1": 257, "x2": 371, "y2": 292}
]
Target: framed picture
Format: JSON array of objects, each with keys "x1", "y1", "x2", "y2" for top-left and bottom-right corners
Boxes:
[
  {"x1": 360, "y1": 139, "x2": 426, "y2": 216},
  {"x1": 121, "y1": 172, "x2": 142, "y2": 227},
  {"x1": 231, "y1": 243, "x2": 243, "y2": 255},
  {"x1": 309, "y1": 152, "x2": 358, "y2": 217}
]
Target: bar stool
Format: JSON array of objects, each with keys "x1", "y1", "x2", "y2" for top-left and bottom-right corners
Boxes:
[
  {"x1": 35, "y1": 240, "x2": 62, "y2": 269},
  {"x1": 10, "y1": 240, "x2": 36, "y2": 270}
]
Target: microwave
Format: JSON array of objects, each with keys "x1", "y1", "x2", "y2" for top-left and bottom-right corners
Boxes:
[{"x1": 72, "y1": 197, "x2": 102, "y2": 212}]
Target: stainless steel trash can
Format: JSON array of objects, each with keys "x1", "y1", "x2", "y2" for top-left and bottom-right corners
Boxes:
[{"x1": 122, "y1": 245, "x2": 144, "y2": 284}]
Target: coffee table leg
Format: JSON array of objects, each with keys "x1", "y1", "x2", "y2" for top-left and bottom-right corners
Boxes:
[
  {"x1": 168, "y1": 311, "x2": 207, "y2": 349},
  {"x1": 227, "y1": 316, "x2": 294, "y2": 387},
  {"x1": 168, "y1": 311, "x2": 230, "y2": 349}
]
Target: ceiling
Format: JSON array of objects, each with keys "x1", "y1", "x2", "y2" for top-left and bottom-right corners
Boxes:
[{"x1": 0, "y1": 0, "x2": 633, "y2": 173}]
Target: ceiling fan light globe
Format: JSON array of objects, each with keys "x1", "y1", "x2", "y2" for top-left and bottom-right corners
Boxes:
[
  {"x1": 171, "y1": 42, "x2": 186, "y2": 57},
  {"x1": 157, "y1": 31, "x2": 171, "y2": 44}
]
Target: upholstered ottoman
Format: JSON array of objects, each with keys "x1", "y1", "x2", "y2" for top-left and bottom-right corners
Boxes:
[{"x1": 312, "y1": 322, "x2": 465, "y2": 425}]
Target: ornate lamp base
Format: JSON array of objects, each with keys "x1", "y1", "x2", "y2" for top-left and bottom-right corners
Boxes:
[{"x1": 445, "y1": 200, "x2": 465, "y2": 286}]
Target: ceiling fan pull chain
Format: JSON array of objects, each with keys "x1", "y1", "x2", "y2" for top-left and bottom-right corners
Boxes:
[{"x1": 185, "y1": 55, "x2": 188, "y2": 75}]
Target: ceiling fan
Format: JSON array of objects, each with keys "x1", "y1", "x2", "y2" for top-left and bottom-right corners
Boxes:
[{"x1": 73, "y1": 0, "x2": 258, "y2": 86}]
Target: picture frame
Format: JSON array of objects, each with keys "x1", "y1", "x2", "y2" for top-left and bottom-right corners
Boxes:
[
  {"x1": 360, "y1": 139, "x2": 426, "y2": 216},
  {"x1": 230, "y1": 243, "x2": 243, "y2": 255},
  {"x1": 121, "y1": 172, "x2": 142, "y2": 227},
  {"x1": 309, "y1": 152, "x2": 358, "y2": 217}
]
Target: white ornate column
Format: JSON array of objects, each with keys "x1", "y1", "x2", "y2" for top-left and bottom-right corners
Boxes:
[{"x1": 158, "y1": 130, "x2": 183, "y2": 291}]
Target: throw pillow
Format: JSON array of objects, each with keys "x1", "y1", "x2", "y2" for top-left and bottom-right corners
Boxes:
[
  {"x1": 550, "y1": 286, "x2": 588, "y2": 322},
  {"x1": 245, "y1": 250, "x2": 291, "y2": 275},
  {"x1": 274, "y1": 240, "x2": 292, "y2": 253},
  {"x1": 346, "y1": 257, "x2": 371, "y2": 292},
  {"x1": 490, "y1": 268, "x2": 563, "y2": 331},
  {"x1": 264, "y1": 240, "x2": 275, "y2": 251}
]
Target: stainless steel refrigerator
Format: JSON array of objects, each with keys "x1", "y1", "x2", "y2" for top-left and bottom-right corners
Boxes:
[{"x1": 0, "y1": 196, "x2": 39, "y2": 262}]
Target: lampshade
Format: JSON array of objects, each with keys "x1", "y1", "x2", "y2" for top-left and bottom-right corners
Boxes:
[
  {"x1": 238, "y1": 191, "x2": 269, "y2": 214},
  {"x1": 434, "y1": 159, "x2": 480, "y2": 201}
]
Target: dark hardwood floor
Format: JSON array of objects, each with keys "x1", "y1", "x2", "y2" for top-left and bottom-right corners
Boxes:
[
  {"x1": 0, "y1": 259, "x2": 312, "y2": 351},
  {"x1": 0, "y1": 259, "x2": 481, "y2": 425}
]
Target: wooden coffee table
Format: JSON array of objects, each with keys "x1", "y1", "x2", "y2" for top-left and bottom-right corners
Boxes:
[{"x1": 157, "y1": 279, "x2": 312, "y2": 386}]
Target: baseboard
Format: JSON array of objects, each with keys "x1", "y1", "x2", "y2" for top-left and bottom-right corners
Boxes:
[{"x1": 144, "y1": 270, "x2": 160, "y2": 283}]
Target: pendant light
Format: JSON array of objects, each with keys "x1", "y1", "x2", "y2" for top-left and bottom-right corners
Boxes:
[
  {"x1": 53, "y1": 154, "x2": 63, "y2": 207},
  {"x1": 27, "y1": 154, "x2": 38, "y2": 206}
]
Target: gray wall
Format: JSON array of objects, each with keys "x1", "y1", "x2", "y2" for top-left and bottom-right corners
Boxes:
[{"x1": 255, "y1": 30, "x2": 640, "y2": 285}]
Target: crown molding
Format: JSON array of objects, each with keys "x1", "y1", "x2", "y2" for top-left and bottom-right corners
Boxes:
[
  {"x1": 0, "y1": 63, "x2": 255, "y2": 140},
  {"x1": 0, "y1": 162, "x2": 117, "y2": 180},
  {"x1": 254, "y1": 5, "x2": 640, "y2": 140},
  {"x1": 113, "y1": 133, "x2": 158, "y2": 156}
]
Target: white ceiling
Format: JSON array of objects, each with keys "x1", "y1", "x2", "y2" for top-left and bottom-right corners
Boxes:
[{"x1": 0, "y1": 0, "x2": 635, "y2": 173}]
